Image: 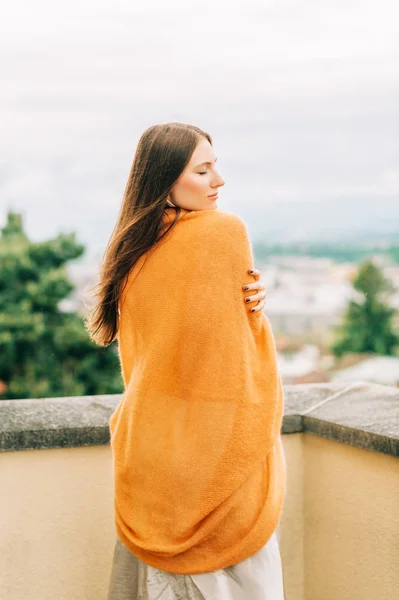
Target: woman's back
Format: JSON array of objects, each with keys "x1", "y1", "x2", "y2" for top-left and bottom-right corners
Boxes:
[{"x1": 110, "y1": 207, "x2": 286, "y2": 574}]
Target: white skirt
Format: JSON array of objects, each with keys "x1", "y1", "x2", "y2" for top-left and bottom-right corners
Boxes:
[{"x1": 107, "y1": 529, "x2": 285, "y2": 600}]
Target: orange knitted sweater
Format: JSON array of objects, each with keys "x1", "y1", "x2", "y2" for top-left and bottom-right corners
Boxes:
[{"x1": 109, "y1": 207, "x2": 286, "y2": 574}]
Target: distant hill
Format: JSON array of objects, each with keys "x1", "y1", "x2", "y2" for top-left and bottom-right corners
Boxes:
[{"x1": 245, "y1": 196, "x2": 399, "y2": 244}]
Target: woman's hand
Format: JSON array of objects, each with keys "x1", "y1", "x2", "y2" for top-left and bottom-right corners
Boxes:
[{"x1": 243, "y1": 268, "x2": 267, "y2": 313}]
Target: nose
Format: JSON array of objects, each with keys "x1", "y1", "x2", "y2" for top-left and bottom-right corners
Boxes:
[{"x1": 212, "y1": 173, "x2": 225, "y2": 189}]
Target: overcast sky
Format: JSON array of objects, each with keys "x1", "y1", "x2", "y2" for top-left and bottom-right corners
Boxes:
[{"x1": 0, "y1": 0, "x2": 398, "y2": 257}]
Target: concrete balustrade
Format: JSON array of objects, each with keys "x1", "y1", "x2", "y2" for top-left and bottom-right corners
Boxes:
[{"x1": 1, "y1": 382, "x2": 398, "y2": 600}]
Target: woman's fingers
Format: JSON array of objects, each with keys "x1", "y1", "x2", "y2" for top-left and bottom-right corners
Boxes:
[
  {"x1": 243, "y1": 268, "x2": 267, "y2": 312},
  {"x1": 244, "y1": 290, "x2": 267, "y2": 306},
  {"x1": 244, "y1": 289, "x2": 266, "y2": 302},
  {"x1": 248, "y1": 268, "x2": 260, "y2": 280},
  {"x1": 250, "y1": 296, "x2": 266, "y2": 312}
]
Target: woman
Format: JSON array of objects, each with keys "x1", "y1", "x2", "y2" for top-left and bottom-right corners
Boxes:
[{"x1": 85, "y1": 122, "x2": 286, "y2": 599}]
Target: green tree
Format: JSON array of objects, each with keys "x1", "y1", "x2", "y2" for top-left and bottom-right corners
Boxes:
[
  {"x1": 0, "y1": 210, "x2": 123, "y2": 400},
  {"x1": 331, "y1": 259, "x2": 399, "y2": 357}
]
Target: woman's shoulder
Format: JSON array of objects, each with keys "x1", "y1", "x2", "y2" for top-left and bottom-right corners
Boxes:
[
  {"x1": 174, "y1": 207, "x2": 248, "y2": 233},
  {"x1": 176, "y1": 209, "x2": 252, "y2": 264},
  {"x1": 161, "y1": 209, "x2": 251, "y2": 257}
]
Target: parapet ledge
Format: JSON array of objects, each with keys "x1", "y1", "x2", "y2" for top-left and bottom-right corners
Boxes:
[
  {"x1": 0, "y1": 382, "x2": 398, "y2": 456},
  {"x1": 283, "y1": 381, "x2": 399, "y2": 457}
]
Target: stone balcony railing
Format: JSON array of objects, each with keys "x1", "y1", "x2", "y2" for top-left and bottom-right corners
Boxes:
[{"x1": 1, "y1": 382, "x2": 398, "y2": 600}]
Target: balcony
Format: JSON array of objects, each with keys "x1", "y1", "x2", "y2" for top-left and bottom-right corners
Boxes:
[{"x1": 1, "y1": 382, "x2": 398, "y2": 600}]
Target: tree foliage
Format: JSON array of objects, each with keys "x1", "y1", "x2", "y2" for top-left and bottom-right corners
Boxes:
[
  {"x1": 0, "y1": 211, "x2": 123, "y2": 400},
  {"x1": 331, "y1": 259, "x2": 399, "y2": 357}
]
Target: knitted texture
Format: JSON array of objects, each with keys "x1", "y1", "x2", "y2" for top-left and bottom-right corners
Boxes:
[{"x1": 110, "y1": 207, "x2": 286, "y2": 574}]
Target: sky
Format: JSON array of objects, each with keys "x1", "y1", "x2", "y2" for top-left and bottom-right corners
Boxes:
[{"x1": 0, "y1": 0, "x2": 398, "y2": 260}]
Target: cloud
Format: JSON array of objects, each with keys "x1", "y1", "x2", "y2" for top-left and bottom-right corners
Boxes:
[{"x1": 0, "y1": 0, "x2": 398, "y2": 248}]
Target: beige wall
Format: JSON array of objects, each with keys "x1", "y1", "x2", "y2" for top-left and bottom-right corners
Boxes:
[
  {"x1": 302, "y1": 433, "x2": 399, "y2": 600},
  {"x1": 0, "y1": 435, "x2": 398, "y2": 600},
  {"x1": 280, "y1": 433, "x2": 305, "y2": 600},
  {"x1": 0, "y1": 446, "x2": 115, "y2": 600}
]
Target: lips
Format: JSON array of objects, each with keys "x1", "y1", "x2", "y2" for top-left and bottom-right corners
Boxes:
[{"x1": 208, "y1": 192, "x2": 218, "y2": 198}]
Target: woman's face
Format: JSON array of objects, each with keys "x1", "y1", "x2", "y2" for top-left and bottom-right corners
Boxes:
[{"x1": 168, "y1": 138, "x2": 225, "y2": 211}]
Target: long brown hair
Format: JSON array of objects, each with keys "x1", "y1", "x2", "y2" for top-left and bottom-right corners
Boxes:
[{"x1": 84, "y1": 122, "x2": 212, "y2": 347}]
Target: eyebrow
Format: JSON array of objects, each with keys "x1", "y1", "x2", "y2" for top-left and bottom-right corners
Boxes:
[{"x1": 195, "y1": 158, "x2": 218, "y2": 168}]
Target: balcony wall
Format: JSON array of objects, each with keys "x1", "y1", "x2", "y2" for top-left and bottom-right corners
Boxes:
[{"x1": 0, "y1": 382, "x2": 398, "y2": 600}]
